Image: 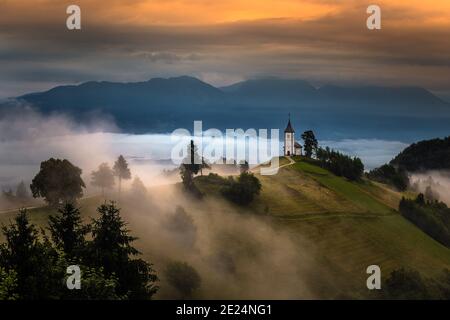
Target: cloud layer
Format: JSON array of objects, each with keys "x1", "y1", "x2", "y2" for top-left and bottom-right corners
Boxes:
[{"x1": 1, "y1": 0, "x2": 450, "y2": 98}]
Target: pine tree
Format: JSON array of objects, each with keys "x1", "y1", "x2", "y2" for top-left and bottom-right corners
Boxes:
[
  {"x1": 48, "y1": 203, "x2": 89, "y2": 260},
  {"x1": 0, "y1": 210, "x2": 62, "y2": 299},
  {"x1": 179, "y1": 141, "x2": 204, "y2": 198},
  {"x1": 113, "y1": 155, "x2": 131, "y2": 198},
  {"x1": 90, "y1": 202, "x2": 158, "y2": 299},
  {"x1": 182, "y1": 140, "x2": 202, "y2": 174},
  {"x1": 301, "y1": 130, "x2": 318, "y2": 158}
]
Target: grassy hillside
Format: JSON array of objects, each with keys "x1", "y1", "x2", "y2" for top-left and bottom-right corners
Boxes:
[
  {"x1": 275, "y1": 159, "x2": 450, "y2": 296},
  {"x1": 196, "y1": 157, "x2": 450, "y2": 297},
  {"x1": 1, "y1": 157, "x2": 449, "y2": 298}
]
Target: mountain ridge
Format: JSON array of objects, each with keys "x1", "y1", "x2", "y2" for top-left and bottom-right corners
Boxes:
[{"x1": 9, "y1": 76, "x2": 450, "y2": 141}]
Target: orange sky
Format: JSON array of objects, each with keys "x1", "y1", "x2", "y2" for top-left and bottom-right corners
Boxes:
[
  {"x1": 0, "y1": 0, "x2": 449, "y2": 97},
  {"x1": 85, "y1": 0, "x2": 450, "y2": 26},
  {"x1": 2, "y1": 0, "x2": 449, "y2": 26}
]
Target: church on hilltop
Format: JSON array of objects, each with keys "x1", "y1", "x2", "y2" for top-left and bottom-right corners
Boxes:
[{"x1": 284, "y1": 115, "x2": 302, "y2": 156}]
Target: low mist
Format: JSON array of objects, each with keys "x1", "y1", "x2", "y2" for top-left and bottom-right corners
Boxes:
[
  {"x1": 0, "y1": 106, "x2": 413, "y2": 298},
  {"x1": 410, "y1": 171, "x2": 450, "y2": 205},
  {"x1": 116, "y1": 183, "x2": 322, "y2": 299},
  {"x1": 0, "y1": 106, "x2": 331, "y2": 298}
]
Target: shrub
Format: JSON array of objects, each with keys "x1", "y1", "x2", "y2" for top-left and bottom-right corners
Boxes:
[
  {"x1": 165, "y1": 261, "x2": 201, "y2": 298},
  {"x1": 221, "y1": 172, "x2": 262, "y2": 205}
]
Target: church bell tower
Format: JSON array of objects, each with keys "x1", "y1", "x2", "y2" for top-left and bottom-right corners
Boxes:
[{"x1": 284, "y1": 114, "x2": 295, "y2": 156}]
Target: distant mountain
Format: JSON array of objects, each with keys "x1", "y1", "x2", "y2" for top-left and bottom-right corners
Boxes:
[
  {"x1": 223, "y1": 79, "x2": 449, "y2": 115},
  {"x1": 19, "y1": 76, "x2": 228, "y2": 132},
  {"x1": 317, "y1": 84, "x2": 449, "y2": 115},
  {"x1": 11, "y1": 76, "x2": 450, "y2": 140},
  {"x1": 221, "y1": 78, "x2": 318, "y2": 104},
  {"x1": 20, "y1": 75, "x2": 225, "y2": 112}
]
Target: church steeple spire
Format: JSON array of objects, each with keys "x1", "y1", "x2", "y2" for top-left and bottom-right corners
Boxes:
[{"x1": 284, "y1": 113, "x2": 295, "y2": 133}]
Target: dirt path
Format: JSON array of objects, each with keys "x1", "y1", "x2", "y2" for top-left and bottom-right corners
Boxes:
[
  {"x1": 252, "y1": 156, "x2": 296, "y2": 175},
  {"x1": 280, "y1": 156, "x2": 295, "y2": 169},
  {"x1": 0, "y1": 195, "x2": 101, "y2": 216}
]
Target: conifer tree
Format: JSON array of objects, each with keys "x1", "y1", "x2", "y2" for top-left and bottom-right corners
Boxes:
[{"x1": 113, "y1": 155, "x2": 131, "y2": 198}]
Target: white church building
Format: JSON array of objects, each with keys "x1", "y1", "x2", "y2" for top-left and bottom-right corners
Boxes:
[{"x1": 284, "y1": 116, "x2": 302, "y2": 156}]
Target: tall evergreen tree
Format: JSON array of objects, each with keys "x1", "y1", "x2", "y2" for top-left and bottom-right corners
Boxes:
[
  {"x1": 90, "y1": 202, "x2": 158, "y2": 299},
  {"x1": 48, "y1": 203, "x2": 89, "y2": 260},
  {"x1": 301, "y1": 130, "x2": 318, "y2": 158},
  {"x1": 113, "y1": 155, "x2": 131, "y2": 197},
  {"x1": 179, "y1": 141, "x2": 204, "y2": 197},
  {"x1": 182, "y1": 140, "x2": 202, "y2": 175},
  {"x1": 0, "y1": 210, "x2": 62, "y2": 299}
]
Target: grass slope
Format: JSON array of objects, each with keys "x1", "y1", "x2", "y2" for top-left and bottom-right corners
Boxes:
[{"x1": 256, "y1": 158, "x2": 450, "y2": 297}]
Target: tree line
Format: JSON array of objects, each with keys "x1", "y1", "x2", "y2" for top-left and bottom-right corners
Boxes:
[
  {"x1": 381, "y1": 267, "x2": 450, "y2": 299},
  {"x1": 399, "y1": 194, "x2": 450, "y2": 248},
  {"x1": 390, "y1": 136, "x2": 450, "y2": 172},
  {"x1": 27, "y1": 155, "x2": 145, "y2": 207},
  {"x1": 367, "y1": 164, "x2": 409, "y2": 191},
  {"x1": 300, "y1": 130, "x2": 364, "y2": 181},
  {"x1": 1, "y1": 181, "x2": 30, "y2": 206},
  {"x1": 368, "y1": 136, "x2": 450, "y2": 192}
]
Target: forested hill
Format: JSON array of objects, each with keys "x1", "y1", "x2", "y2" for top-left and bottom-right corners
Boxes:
[{"x1": 390, "y1": 136, "x2": 450, "y2": 171}]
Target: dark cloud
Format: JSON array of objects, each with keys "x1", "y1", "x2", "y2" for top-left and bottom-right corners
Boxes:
[{"x1": 0, "y1": 1, "x2": 449, "y2": 96}]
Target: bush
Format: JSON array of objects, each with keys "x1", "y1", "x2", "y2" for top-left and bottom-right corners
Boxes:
[
  {"x1": 221, "y1": 172, "x2": 262, "y2": 205},
  {"x1": 384, "y1": 268, "x2": 430, "y2": 299},
  {"x1": 165, "y1": 261, "x2": 201, "y2": 298},
  {"x1": 164, "y1": 206, "x2": 197, "y2": 248},
  {"x1": 382, "y1": 268, "x2": 450, "y2": 299}
]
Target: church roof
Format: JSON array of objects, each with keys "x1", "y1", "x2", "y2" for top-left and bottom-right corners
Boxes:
[
  {"x1": 294, "y1": 142, "x2": 302, "y2": 148},
  {"x1": 285, "y1": 119, "x2": 295, "y2": 133}
]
